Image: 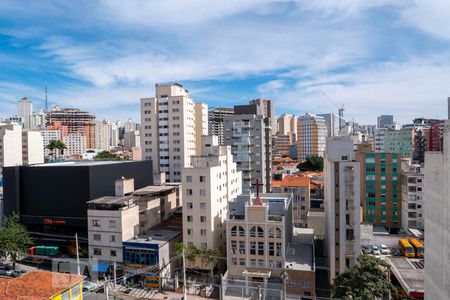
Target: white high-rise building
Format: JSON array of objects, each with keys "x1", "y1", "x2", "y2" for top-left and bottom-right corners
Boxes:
[
  {"x1": 400, "y1": 159, "x2": 424, "y2": 232},
  {"x1": 424, "y1": 127, "x2": 450, "y2": 300},
  {"x1": 94, "y1": 120, "x2": 111, "y2": 150},
  {"x1": 318, "y1": 113, "x2": 345, "y2": 137},
  {"x1": 277, "y1": 113, "x2": 297, "y2": 136},
  {"x1": 22, "y1": 130, "x2": 44, "y2": 165},
  {"x1": 182, "y1": 136, "x2": 242, "y2": 264},
  {"x1": 140, "y1": 82, "x2": 207, "y2": 182},
  {"x1": 41, "y1": 129, "x2": 61, "y2": 158},
  {"x1": 325, "y1": 137, "x2": 361, "y2": 282},
  {"x1": 63, "y1": 134, "x2": 87, "y2": 156},
  {"x1": 29, "y1": 109, "x2": 46, "y2": 129},
  {"x1": 0, "y1": 122, "x2": 23, "y2": 176},
  {"x1": 18, "y1": 97, "x2": 33, "y2": 129},
  {"x1": 110, "y1": 122, "x2": 120, "y2": 147}
]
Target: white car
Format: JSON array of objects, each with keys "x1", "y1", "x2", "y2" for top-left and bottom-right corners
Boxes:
[
  {"x1": 380, "y1": 244, "x2": 390, "y2": 255},
  {"x1": 372, "y1": 245, "x2": 381, "y2": 255}
]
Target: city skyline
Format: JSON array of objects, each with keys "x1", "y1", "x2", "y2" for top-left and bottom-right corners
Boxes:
[{"x1": 1, "y1": 1, "x2": 450, "y2": 123}]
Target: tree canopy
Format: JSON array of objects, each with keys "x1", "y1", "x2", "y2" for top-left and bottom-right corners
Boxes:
[
  {"x1": 0, "y1": 213, "x2": 33, "y2": 269},
  {"x1": 297, "y1": 155, "x2": 324, "y2": 172},
  {"x1": 94, "y1": 151, "x2": 123, "y2": 161},
  {"x1": 332, "y1": 254, "x2": 394, "y2": 299}
]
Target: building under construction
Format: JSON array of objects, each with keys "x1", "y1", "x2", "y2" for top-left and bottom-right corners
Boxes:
[
  {"x1": 46, "y1": 108, "x2": 96, "y2": 149},
  {"x1": 208, "y1": 107, "x2": 234, "y2": 145}
]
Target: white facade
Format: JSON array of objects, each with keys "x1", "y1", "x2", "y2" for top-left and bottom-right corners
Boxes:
[
  {"x1": 424, "y1": 128, "x2": 450, "y2": 300},
  {"x1": 18, "y1": 97, "x2": 33, "y2": 129},
  {"x1": 400, "y1": 160, "x2": 424, "y2": 232},
  {"x1": 94, "y1": 120, "x2": 111, "y2": 150},
  {"x1": 110, "y1": 122, "x2": 120, "y2": 147},
  {"x1": 88, "y1": 199, "x2": 139, "y2": 263},
  {"x1": 325, "y1": 137, "x2": 361, "y2": 282},
  {"x1": 318, "y1": 113, "x2": 344, "y2": 137},
  {"x1": 182, "y1": 136, "x2": 242, "y2": 257},
  {"x1": 29, "y1": 110, "x2": 46, "y2": 129},
  {"x1": 22, "y1": 130, "x2": 44, "y2": 165},
  {"x1": 141, "y1": 83, "x2": 206, "y2": 182},
  {"x1": 41, "y1": 130, "x2": 61, "y2": 157},
  {"x1": 0, "y1": 122, "x2": 23, "y2": 176},
  {"x1": 63, "y1": 133, "x2": 87, "y2": 156},
  {"x1": 374, "y1": 128, "x2": 387, "y2": 152},
  {"x1": 277, "y1": 114, "x2": 297, "y2": 136}
]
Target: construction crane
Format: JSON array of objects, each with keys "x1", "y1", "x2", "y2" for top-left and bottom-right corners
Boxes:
[{"x1": 319, "y1": 90, "x2": 345, "y2": 130}]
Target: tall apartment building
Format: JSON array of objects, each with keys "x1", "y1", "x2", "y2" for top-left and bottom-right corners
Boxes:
[
  {"x1": 424, "y1": 128, "x2": 450, "y2": 300},
  {"x1": 46, "y1": 108, "x2": 96, "y2": 153},
  {"x1": 94, "y1": 120, "x2": 111, "y2": 150},
  {"x1": 297, "y1": 113, "x2": 327, "y2": 160},
  {"x1": 208, "y1": 107, "x2": 234, "y2": 145},
  {"x1": 384, "y1": 128, "x2": 414, "y2": 158},
  {"x1": 318, "y1": 113, "x2": 344, "y2": 137},
  {"x1": 429, "y1": 122, "x2": 444, "y2": 151},
  {"x1": 249, "y1": 98, "x2": 276, "y2": 135},
  {"x1": 356, "y1": 145, "x2": 401, "y2": 232},
  {"x1": 325, "y1": 137, "x2": 361, "y2": 281},
  {"x1": 226, "y1": 192, "x2": 293, "y2": 281},
  {"x1": 18, "y1": 97, "x2": 33, "y2": 129},
  {"x1": 30, "y1": 110, "x2": 46, "y2": 129},
  {"x1": 124, "y1": 130, "x2": 140, "y2": 151},
  {"x1": 377, "y1": 115, "x2": 394, "y2": 129},
  {"x1": 140, "y1": 83, "x2": 207, "y2": 182},
  {"x1": 0, "y1": 122, "x2": 22, "y2": 176},
  {"x1": 224, "y1": 104, "x2": 272, "y2": 194},
  {"x1": 273, "y1": 133, "x2": 294, "y2": 157},
  {"x1": 400, "y1": 159, "x2": 424, "y2": 232},
  {"x1": 374, "y1": 128, "x2": 387, "y2": 152},
  {"x1": 63, "y1": 134, "x2": 87, "y2": 156},
  {"x1": 272, "y1": 175, "x2": 310, "y2": 228},
  {"x1": 40, "y1": 129, "x2": 61, "y2": 158},
  {"x1": 22, "y1": 130, "x2": 44, "y2": 165},
  {"x1": 182, "y1": 136, "x2": 242, "y2": 265},
  {"x1": 194, "y1": 102, "x2": 208, "y2": 154},
  {"x1": 277, "y1": 113, "x2": 297, "y2": 136}
]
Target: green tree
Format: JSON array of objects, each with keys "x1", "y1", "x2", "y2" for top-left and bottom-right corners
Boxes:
[
  {"x1": 55, "y1": 140, "x2": 67, "y2": 158},
  {"x1": 0, "y1": 213, "x2": 33, "y2": 269},
  {"x1": 45, "y1": 140, "x2": 59, "y2": 158},
  {"x1": 94, "y1": 151, "x2": 123, "y2": 161},
  {"x1": 297, "y1": 155, "x2": 324, "y2": 172},
  {"x1": 331, "y1": 254, "x2": 394, "y2": 299}
]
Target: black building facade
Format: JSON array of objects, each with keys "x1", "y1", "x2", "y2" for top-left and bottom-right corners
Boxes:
[{"x1": 3, "y1": 160, "x2": 153, "y2": 244}]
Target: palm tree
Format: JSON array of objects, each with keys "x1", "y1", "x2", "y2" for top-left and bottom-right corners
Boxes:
[
  {"x1": 185, "y1": 244, "x2": 200, "y2": 267},
  {"x1": 45, "y1": 140, "x2": 58, "y2": 159},
  {"x1": 55, "y1": 140, "x2": 67, "y2": 158}
]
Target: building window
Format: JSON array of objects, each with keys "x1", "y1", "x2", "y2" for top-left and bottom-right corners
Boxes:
[
  {"x1": 258, "y1": 242, "x2": 264, "y2": 255},
  {"x1": 186, "y1": 176, "x2": 192, "y2": 182},
  {"x1": 200, "y1": 216, "x2": 206, "y2": 223},
  {"x1": 200, "y1": 189, "x2": 206, "y2": 196},
  {"x1": 231, "y1": 240, "x2": 237, "y2": 254},
  {"x1": 200, "y1": 243, "x2": 207, "y2": 250},
  {"x1": 187, "y1": 216, "x2": 193, "y2": 222},
  {"x1": 200, "y1": 176, "x2": 206, "y2": 182},
  {"x1": 93, "y1": 248, "x2": 102, "y2": 256},
  {"x1": 250, "y1": 226, "x2": 264, "y2": 237},
  {"x1": 239, "y1": 258, "x2": 246, "y2": 266},
  {"x1": 92, "y1": 220, "x2": 100, "y2": 227},
  {"x1": 276, "y1": 243, "x2": 282, "y2": 256},
  {"x1": 187, "y1": 229, "x2": 192, "y2": 235},
  {"x1": 93, "y1": 234, "x2": 101, "y2": 241},
  {"x1": 301, "y1": 280, "x2": 309, "y2": 288},
  {"x1": 269, "y1": 242, "x2": 275, "y2": 256},
  {"x1": 187, "y1": 202, "x2": 193, "y2": 209},
  {"x1": 269, "y1": 227, "x2": 282, "y2": 239},
  {"x1": 72, "y1": 284, "x2": 81, "y2": 298},
  {"x1": 231, "y1": 257, "x2": 238, "y2": 265},
  {"x1": 110, "y1": 235, "x2": 116, "y2": 242},
  {"x1": 111, "y1": 250, "x2": 117, "y2": 257},
  {"x1": 200, "y1": 202, "x2": 206, "y2": 209},
  {"x1": 250, "y1": 242, "x2": 256, "y2": 255},
  {"x1": 201, "y1": 229, "x2": 207, "y2": 237},
  {"x1": 61, "y1": 290, "x2": 70, "y2": 300},
  {"x1": 239, "y1": 241, "x2": 245, "y2": 254},
  {"x1": 250, "y1": 259, "x2": 256, "y2": 267},
  {"x1": 109, "y1": 220, "x2": 116, "y2": 228},
  {"x1": 186, "y1": 189, "x2": 193, "y2": 196}
]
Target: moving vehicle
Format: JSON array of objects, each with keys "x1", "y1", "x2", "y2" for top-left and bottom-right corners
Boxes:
[
  {"x1": 398, "y1": 238, "x2": 415, "y2": 258},
  {"x1": 409, "y1": 239, "x2": 424, "y2": 258},
  {"x1": 380, "y1": 245, "x2": 390, "y2": 255},
  {"x1": 28, "y1": 246, "x2": 60, "y2": 257},
  {"x1": 372, "y1": 245, "x2": 381, "y2": 255}
]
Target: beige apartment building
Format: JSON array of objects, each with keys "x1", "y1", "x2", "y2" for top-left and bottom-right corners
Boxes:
[
  {"x1": 277, "y1": 113, "x2": 297, "y2": 136},
  {"x1": 182, "y1": 136, "x2": 242, "y2": 263},
  {"x1": 140, "y1": 82, "x2": 207, "y2": 182},
  {"x1": 297, "y1": 113, "x2": 327, "y2": 160},
  {"x1": 325, "y1": 137, "x2": 361, "y2": 281}
]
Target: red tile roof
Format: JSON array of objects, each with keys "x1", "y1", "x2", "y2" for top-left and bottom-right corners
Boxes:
[
  {"x1": 272, "y1": 175, "x2": 310, "y2": 188},
  {"x1": 0, "y1": 270, "x2": 84, "y2": 300}
]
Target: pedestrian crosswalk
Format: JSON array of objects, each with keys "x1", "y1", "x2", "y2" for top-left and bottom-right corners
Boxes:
[{"x1": 89, "y1": 280, "x2": 157, "y2": 299}]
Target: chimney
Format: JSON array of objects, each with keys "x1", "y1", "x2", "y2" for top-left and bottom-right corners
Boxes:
[{"x1": 115, "y1": 177, "x2": 135, "y2": 196}]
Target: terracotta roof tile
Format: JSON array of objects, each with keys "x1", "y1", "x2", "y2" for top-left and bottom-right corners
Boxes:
[
  {"x1": 0, "y1": 270, "x2": 84, "y2": 299},
  {"x1": 272, "y1": 176, "x2": 310, "y2": 188}
]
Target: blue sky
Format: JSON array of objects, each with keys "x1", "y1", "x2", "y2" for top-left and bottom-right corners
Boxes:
[{"x1": 1, "y1": 0, "x2": 450, "y2": 124}]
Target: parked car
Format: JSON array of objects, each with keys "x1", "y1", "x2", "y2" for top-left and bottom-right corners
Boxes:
[
  {"x1": 380, "y1": 245, "x2": 390, "y2": 255},
  {"x1": 391, "y1": 248, "x2": 402, "y2": 256},
  {"x1": 372, "y1": 245, "x2": 381, "y2": 255},
  {"x1": 362, "y1": 246, "x2": 371, "y2": 254},
  {"x1": 82, "y1": 280, "x2": 96, "y2": 292}
]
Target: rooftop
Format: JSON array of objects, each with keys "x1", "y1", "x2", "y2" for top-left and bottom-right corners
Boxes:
[
  {"x1": 29, "y1": 160, "x2": 140, "y2": 167},
  {"x1": 133, "y1": 184, "x2": 178, "y2": 196},
  {"x1": 0, "y1": 270, "x2": 84, "y2": 299},
  {"x1": 87, "y1": 195, "x2": 135, "y2": 210},
  {"x1": 285, "y1": 228, "x2": 315, "y2": 272},
  {"x1": 272, "y1": 176, "x2": 310, "y2": 188},
  {"x1": 386, "y1": 257, "x2": 424, "y2": 296},
  {"x1": 124, "y1": 229, "x2": 181, "y2": 247}
]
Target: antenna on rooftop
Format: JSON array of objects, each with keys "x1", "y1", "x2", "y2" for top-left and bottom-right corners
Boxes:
[{"x1": 45, "y1": 81, "x2": 48, "y2": 112}]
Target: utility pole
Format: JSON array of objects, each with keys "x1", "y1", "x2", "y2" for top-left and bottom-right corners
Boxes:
[
  {"x1": 113, "y1": 262, "x2": 117, "y2": 291},
  {"x1": 75, "y1": 233, "x2": 80, "y2": 275},
  {"x1": 182, "y1": 247, "x2": 188, "y2": 300},
  {"x1": 104, "y1": 277, "x2": 110, "y2": 300}
]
